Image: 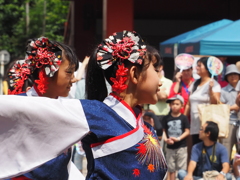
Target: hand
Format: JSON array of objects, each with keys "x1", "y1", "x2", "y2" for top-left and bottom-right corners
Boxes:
[
  {"x1": 236, "y1": 93, "x2": 240, "y2": 107},
  {"x1": 165, "y1": 138, "x2": 174, "y2": 145},
  {"x1": 216, "y1": 173, "x2": 225, "y2": 180},
  {"x1": 234, "y1": 158, "x2": 240, "y2": 166},
  {"x1": 175, "y1": 72, "x2": 182, "y2": 82},
  {"x1": 209, "y1": 79, "x2": 214, "y2": 89},
  {"x1": 184, "y1": 174, "x2": 193, "y2": 180},
  {"x1": 170, "y1": 137, "x2": 180, "y2": 142},
  {"x1": 230, "y1": 104, "x2": 240, "y2": 112}
]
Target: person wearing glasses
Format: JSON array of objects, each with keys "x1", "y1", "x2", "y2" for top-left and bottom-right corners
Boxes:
[{"x1": 178, "y1": 121, "x2": 231, "y2": 180}]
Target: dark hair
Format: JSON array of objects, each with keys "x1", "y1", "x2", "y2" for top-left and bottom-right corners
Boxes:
[
  {"x1": 27, "y1": 41, "x2": 79, "y2": 87},
  {"x1": 192, "y1": 57, "x2": 211, "y2": 93},
  {"x1": 85, "y1": 45, "x2": 162, "y2": 101},
  {"x1": 205, "y1": 121, "x2": 219, "y2": 142},
  {"x1": 85, "y1": 48, "x2": 108, "y2": 101},
  {"x1": 55, "y1": 42, "x2": 79, "y2": 71},
  {"x1": 146, "y1": 45, "x2": 163, "y2": 68}
]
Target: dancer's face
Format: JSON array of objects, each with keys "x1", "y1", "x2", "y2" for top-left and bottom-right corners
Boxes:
[
  {"x1": 47, "y1": 55, "x2": 76, "y2": 98},
  {"x1": 135, "y1": 58, "x2": 161, "y2": 105}
]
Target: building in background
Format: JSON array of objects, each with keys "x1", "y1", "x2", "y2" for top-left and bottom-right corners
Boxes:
[{"x1": 63, "y1": 0, "x2": 240, "y2": 80}]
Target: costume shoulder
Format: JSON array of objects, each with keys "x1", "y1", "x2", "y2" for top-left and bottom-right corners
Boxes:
[{"x1": 80, "y1": 99, "x2": 134, "y2": 140}]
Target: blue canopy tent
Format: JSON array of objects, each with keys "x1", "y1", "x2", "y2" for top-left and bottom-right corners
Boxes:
[
  {"x1": 160, "y1": 19, "x2": 233, "y2": 57},
  {"x1": 178, "y1": 19, "x2": 240, "y2": 56}
]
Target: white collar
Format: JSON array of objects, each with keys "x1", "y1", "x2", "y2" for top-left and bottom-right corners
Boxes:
[
  {"x1": 26, "y1": 87, "x2": 39, "y2": 97},
  {"x1": 103, "y1": 94, "x2": 142, "y2": 128}
]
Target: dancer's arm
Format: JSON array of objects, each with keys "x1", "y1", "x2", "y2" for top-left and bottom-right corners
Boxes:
[{"x1": 0, "y1": 95, "x2": 89, "y2": 179}]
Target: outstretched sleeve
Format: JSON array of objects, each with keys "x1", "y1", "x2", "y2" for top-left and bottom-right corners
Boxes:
[{"x1": 0, "y1": 95, "x2": 90, "y2": 179}]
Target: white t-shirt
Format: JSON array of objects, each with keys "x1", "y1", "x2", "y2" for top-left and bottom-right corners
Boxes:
[{"x1": 189, "y1": 79, "x2": 221, "y2": 135}]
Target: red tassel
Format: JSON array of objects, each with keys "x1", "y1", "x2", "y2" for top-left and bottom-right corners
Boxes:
[{"x1": 34, "y1": 69, "x2": 49, "y2": 94}]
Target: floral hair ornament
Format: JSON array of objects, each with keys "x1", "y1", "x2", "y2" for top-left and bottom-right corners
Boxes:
[
  {"x1": 97, "y1": 30, "x2": 146, "y2": 93},
  {"x1": 8, "y1": 37, "x2": 63, "y2": 95},
  {"x1": 8, "y1": 60, "x2": 32, "y2": 95}
]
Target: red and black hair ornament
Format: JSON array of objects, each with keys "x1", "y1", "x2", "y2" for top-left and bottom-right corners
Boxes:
[
  {"x1": 96, "y1": 31, "x2": 146, "y2": 94},
  {"x1": 8, "y1": 37, "x2": 62, "y2": 95}
]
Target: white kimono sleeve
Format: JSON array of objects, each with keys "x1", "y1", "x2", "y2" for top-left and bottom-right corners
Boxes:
[{"x1": 0, "y1": 95, "x2": 90, "y2": 179}]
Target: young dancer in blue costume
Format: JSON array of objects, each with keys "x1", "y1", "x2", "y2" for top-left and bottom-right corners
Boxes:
[
  {"x1": 0, "y1": 31, "x2": 167, "y2": 180},
  {"x1": 6, "y1": 37, "x2": 82, "y2": 180}
]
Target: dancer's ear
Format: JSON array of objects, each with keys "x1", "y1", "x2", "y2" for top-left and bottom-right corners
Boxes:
[{"x1": 128, "y1": 66, "x2": 140, "y2": 85}]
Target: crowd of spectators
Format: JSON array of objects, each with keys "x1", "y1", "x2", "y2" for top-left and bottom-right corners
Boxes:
[{"x1": 142, "y1": 56, "x2": 240, "y2": 180}]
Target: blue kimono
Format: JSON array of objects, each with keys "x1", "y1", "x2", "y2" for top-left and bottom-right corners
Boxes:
[
  {"x1": 0, "y1": 93, "x2": 167, "y2": 180},
  {"x1": 10, "y1": 87, "x2": 74, "y2": 180}
]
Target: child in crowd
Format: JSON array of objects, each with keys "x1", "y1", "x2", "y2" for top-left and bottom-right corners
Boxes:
[
  {"x1": 162, "y1": 94, "x2": 190, "y2": 180},
  {"x1": 0, "y1": 31, "x2": 167, "y2": 180}
]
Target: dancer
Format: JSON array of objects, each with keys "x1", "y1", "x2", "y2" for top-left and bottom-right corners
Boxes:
[
  {"x1": 7, "y1": 37, "x2": 81, "y2": 180},
  {"x1": 0, "y1": 31, "x2": 167, "y2": 180}
]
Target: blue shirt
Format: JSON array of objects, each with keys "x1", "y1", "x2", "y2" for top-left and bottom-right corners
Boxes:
[{"x1": 191, "y1": 142, "x2": 229, "y2": 172}]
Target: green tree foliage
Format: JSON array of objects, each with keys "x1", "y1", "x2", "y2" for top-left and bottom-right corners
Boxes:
[
  {"x1": 0, "y1": 0, "x2": 26, "y2": 59},
  {"x1": 0, "y1": 0, "x2": 69, "y2": 60}
]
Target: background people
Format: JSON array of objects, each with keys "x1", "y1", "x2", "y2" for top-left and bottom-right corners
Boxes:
[
  {"x1": 184, "y1": 57, "x2": 221, "y2": 146},
  {"x1": 148, "y1": 47, "x2": 172, "y2": 122},
  {"x1": 217, "y1": 56, "x2": 228, "y2": 88},
  {"x1": 219, "y1": 64, "x2": 240, "y2": 161},
  {"x1": 169, "y1": 66, "x2": 194, "y2": 114},
  {"x1": 178, "y1": 121, "x2": 231, "y2": 180},
  {"x1": 233, "y1": 154, "x2": 240, "y2": 180},
  {"x1": 163, "y1": 95, "x2": 190, "y2": 180}
]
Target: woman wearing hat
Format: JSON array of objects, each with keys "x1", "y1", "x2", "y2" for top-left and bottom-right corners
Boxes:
[{"x1": 220, "y1": 64, "x2": 240, "y2": 161}]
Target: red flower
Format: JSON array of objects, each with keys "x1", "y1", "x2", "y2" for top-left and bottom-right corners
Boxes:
[
  {"x1": 111, "y1": 37, "x2": 135, "y2": 60},
  {"x1": 110, "y1": 64, "x2": 128, "y2": 94},
  {"x1": 132, "y1": 169, "x2": 140, "y2": 177},
  {"x1": 116, "y1": 64, "x2": 128, "y2": 76},
  {"x1": 34, "y1": 69, "x2": 49, "y2": 94},
  {"x1": 41, "y1": 37, "x2": 48, "y2": 43},
  {"x1": 137, "y1": 143, "x2": 147, "y2": 155},
  {"x1": 35, "y1": 40, "x2": 41, "y2": 46},
  {"x1": 110, "y1": 76, "x2": 128, "y2": 94},
  {"x1": 8, "y1": 78, "x2": 25, "y2": 95}
]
